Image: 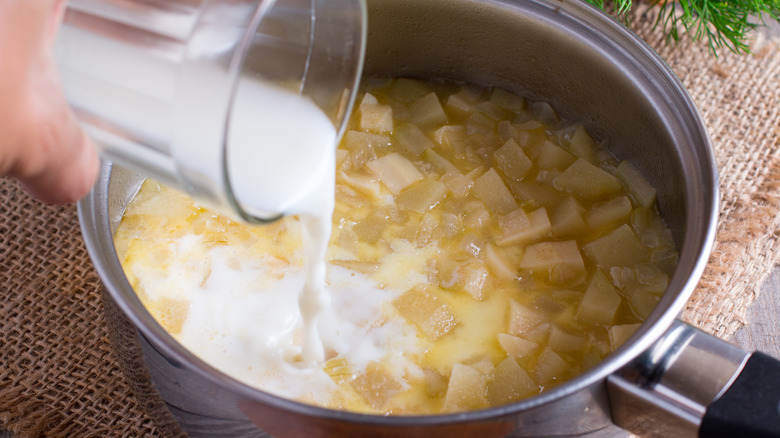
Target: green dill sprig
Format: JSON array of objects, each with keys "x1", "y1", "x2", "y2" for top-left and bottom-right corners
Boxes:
[{"x1": 585, "y1": 0, "x2": 780, "y2": 54}]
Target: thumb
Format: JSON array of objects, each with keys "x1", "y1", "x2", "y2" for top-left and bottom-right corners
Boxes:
[{"x1": 16, "y1": 112, "x2": 100, "y2": 205}]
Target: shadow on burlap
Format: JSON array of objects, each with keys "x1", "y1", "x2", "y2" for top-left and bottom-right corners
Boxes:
[{"x1": 1, "y1": 6, "x2": 779, "y2": 437}]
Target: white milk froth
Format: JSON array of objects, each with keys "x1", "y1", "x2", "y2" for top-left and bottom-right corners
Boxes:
[{"x1": 126, "y1": 223, "x2": 424, "y2": 403}]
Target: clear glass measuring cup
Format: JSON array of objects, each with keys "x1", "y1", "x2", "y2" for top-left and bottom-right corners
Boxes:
[{"x1": 55, "y1": 0, "x2": 366, "y2": 222}]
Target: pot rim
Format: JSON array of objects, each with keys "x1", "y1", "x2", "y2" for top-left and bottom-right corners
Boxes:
[{"x1": 78, "y1": 0, "x2": 719, "y2": 427}]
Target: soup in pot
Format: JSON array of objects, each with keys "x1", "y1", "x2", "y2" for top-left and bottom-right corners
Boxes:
[{"x1": 113, "y1": 78, "x2": 677, "y2": 414}]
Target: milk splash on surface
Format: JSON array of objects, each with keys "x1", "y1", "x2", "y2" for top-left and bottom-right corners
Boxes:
[{"x1": 227, "y1": 79, "x2": 337, "y2": 364}]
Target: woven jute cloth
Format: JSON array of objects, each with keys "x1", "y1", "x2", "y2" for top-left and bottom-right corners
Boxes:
[{"x1": 1, "y1": 6, "x2": 780, "y2": 437}]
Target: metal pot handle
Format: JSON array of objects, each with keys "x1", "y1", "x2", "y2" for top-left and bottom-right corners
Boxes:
[{"x1": 607, "y1": 320, "x2": 780, "y2": 437}]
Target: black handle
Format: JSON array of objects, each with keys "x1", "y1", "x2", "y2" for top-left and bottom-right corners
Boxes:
[{"x1": 699, "y1": 352, "x2": 780, "y2": 438}]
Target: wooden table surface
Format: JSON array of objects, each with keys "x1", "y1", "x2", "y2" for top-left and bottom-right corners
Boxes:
[
  {"x1": 734, "y1": 266, "x2": 780, "y2": 359},
  {"x1": 732, "y1": 11, "x2": 780, "y2": 362}
]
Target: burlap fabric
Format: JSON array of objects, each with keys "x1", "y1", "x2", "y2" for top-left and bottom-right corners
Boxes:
[{"x1": 1, "y1": 6, "x2": 779, "y2": 437}]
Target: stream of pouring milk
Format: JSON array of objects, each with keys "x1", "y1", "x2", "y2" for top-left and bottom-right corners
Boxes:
[{"x1": 227, "y1": 79, "x2": 337, "y2": 364}]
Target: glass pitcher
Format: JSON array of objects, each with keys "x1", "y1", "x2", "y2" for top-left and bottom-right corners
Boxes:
[{"x1": 55, "y1": 0, "x2": 366, "y2": 222}]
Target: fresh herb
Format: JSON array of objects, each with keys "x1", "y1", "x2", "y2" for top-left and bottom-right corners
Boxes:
[{"x1": 585, "y1": 0, "x2": 780, "y2": 54}]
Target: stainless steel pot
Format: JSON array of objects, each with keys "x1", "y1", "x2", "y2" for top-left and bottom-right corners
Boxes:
[{"x1": 77, "y1": 0, "x2": 780, "y2": 437}]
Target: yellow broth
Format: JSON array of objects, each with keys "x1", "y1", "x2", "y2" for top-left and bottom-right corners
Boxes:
[{"x1": 114, "y1": 78, "x2": 677, "y2": 414}]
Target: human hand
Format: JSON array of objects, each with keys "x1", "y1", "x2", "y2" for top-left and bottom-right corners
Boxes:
[{"x1": 0, "y1": 0, "x2": 98, "y2": 204}]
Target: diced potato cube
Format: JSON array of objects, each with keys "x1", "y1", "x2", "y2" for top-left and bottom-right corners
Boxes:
[
  {"x1": 617, "y1": 160, "x2": 657, "y2": 209},
  {"x1": 496, "y1": 207, "x2": 551, "y2": 246},
  {"x1": 396, "y1": 178, "x2": 449, "y2": 214},
  {"x1": 443, "y1": 363, "x2": 489, "y2": 412},
  {"x1": 465, "y1": 165, "x2": 487, "y2": 181},
  {"x1": 471, "y1": 168, "x2": 517, "y2": 214},
  {"x1": 489, "y1": 87, "x2": 527, "y2": 113},
  {"x1": 529, "y1": 101, "x2": 561, "y2": 126},
  {"x1": 359, "y1": 93, "x2": 379, "y2": 107},
  {"x1": 568, "y1": 125, "x2": 597, "y2": 163},
  {"x1": 493, "y1": 139, "x2": 532, "y2": 181},
  {"x1": 323, "y1": 357, "x2": 352, "y2": 384},
  {"x1": 461, "y1": 199, "x2": 491, "y2": 232},
  {"x1": 350, "y1": 361, "x2": 402, "y2": 409},
  {"x1": 334, "y1": 225, "x2": 360, "y2": 255},
  {"x1": 519, "y1": 240, "x2": 586, "y2": 286},
  {"x1": 548, "y1": 324, "x2": 588, "y2": 354},
  {"x1": 441, "y1": 171, "x2": 474, "y2": 198},
  {"x1": 522, "y1": 323, "x2": 551, "y2": 344},
  {"x1": 512, "y1": 120, "x2": 547, "y2": 150},
  {"x1": 343, "y1": 130, "x2": 392, "y2": 152},
  {"x1": 651, "y1": 248, "x2": 678, "y2": 276},
  {"x1": 415, "y1": 211, "x2": 440, "y2": 247},
  {"x1": 535, "y1": 169, "x2": 560, "y2": 185},
  {"x1": 474, "y1": 101, "x2": 506, "y2": 120},
  {"x1": 498, "y1": 208, "x2": 529, "y2": 235},
  {"x1": 392, "y1": 285, "x2": 458, "y2": 340},
  {"x1": 635, "y1": 262, "x2": 670, "y2": 294},
  {"x1": 484, "y1": 243, "x2": 519, "y2": 280},
  {"x1": 360, "y1": 103, "x2": 394, "y2": 134},
  {"x1": 459, "y1": 260, "x2": 490, "y2": 301},
  {"x1": 151, "y1": 296, "x2": 190, "y2": 335},
  {"x1": 352, "y1": 213, "x2": 390, "y2": 243},
  {"x1": 497, "y1": 333, "x2": 538, "y2": 358},
  {"x1": 609, "y1": 323, "x2": 642, "y2": 350},
  {"x1": 349, "y1": 141, "x2": 378, "y2": 169},
  {"x1": 445, "y1": 92, "x2": 473, "y2": 116},
  {"x1": 641, "y1": 226, "x2": 676, "y2": 252},
  {"x1": 457, "y1": 232, "x2": 484, "y2": 258},
  {"x1": 366, "y1": 153, "x2": 424, "y2": 194},
  {"x1": 464, "y1": 355, "x2": 495, "y2": 375},
  {"x1": 335, "y1": 183, "x2": 370, "y2": 210},
  {"x1": 497, "y1": 120, "x2": 518, "y2": 143},
  {"x1": 586, "y1": 196, "x2": 632, "y2": 230},
  {"x1": 424, "y1": 368, "x2": 448, "y2": 396},
  {"x1": 582, "y1": 347, "x2": 604, "y2": 369},
  {"x1": 627, "y1": 290, "x2": 660, "y2": 319},
  {"x1": 608, "y1": 266, "x2": 638, "y2": 292},
  {"x1": 553, "y1": 305, "x2": 587, "y2": 332},
  {"x1": 394, "y1": 123, "x2": 434, "y2": 158},
  {"x1": 389, "y1": 78, "x2": 432, "y2": 102},
  {"x1": 339, "y1": 169, "x2": 381, "y2": 199},
  {"x1": 582, "y1": 224, "x2": 649, "y2": 268},
  {"x1": 532, "y1": 295, "x2": 563, "y2": 315},
  {"x1": 576, "y1": 270, "x2": 621, "y2": 325},
  {"x1": 423, "y1": 148, "x2": 458, "y2": 174},
  {"x1": 430, "y1": 258, "x2": 459, "y2": 289},
  {"x1": 533, "y1": 347, "x2": 569, "y2": 386},
  {"x1": 433, "y1": 125, "x2": 468, "y2": 154},
  {"x1": 537, "y1": 140, "x2": 577, "y2": 170},
  {"x1": 508, "y1": 180, "x2": 566, "y2": 210},
  {"x1": 466, "y1": 111, "x2": 497, "y2": 136},
  {"x1": 409, "y1": 92, "x2": 448, "y2": 127},
  {"x1": 336, "y1": 148, "x2": 350, "y2": 171},
  {"x1": 551, "y1": 196, "x2": 586, "y2": 238},
  {"x1": 450, "y1": 84, "x2": 484, "y2": 104},
  {"x1": 441, "y1": 212, "x2": 462, "y2": 238},
  {"x1": 553, "y1": 158, "x2": 622, "y2": 200},
  {"x1": 508, "y1": 300, "x2": 546, "y2": 336},
  {"x1": 487, "y1": 357, "x2": 536, "y2": 405}
]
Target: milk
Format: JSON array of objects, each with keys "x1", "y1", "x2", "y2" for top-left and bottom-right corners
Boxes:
[
  {"x1": 227, "y1": 80, "x2": 337, "y2": 363},
  {"x1": 227, "y1": 80, "x2": 337, "y2": 218}
]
